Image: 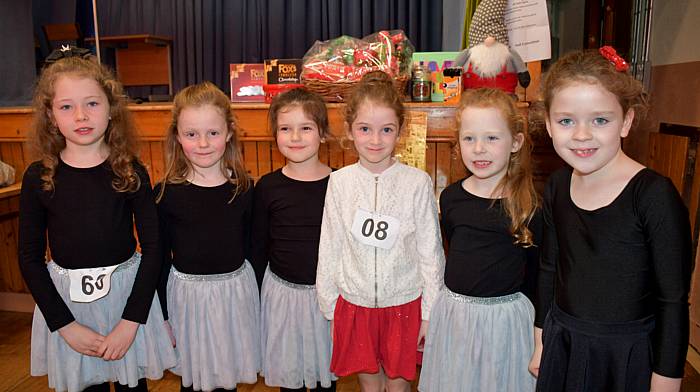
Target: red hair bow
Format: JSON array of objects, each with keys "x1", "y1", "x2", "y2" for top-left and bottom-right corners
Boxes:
[{"x1": 599, "y1": 46, "x2": 629, "y2": 72}]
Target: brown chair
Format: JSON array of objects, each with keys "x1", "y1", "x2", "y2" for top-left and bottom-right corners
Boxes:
[{"x1": 42, "y1": 23, "x2": 83, "y2": 50}]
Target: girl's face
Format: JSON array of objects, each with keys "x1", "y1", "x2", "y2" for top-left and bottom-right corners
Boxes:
[
  {"x1": 275, "y1": 105, "x2": 322, "y2": 165},
  {"x1": 459, "y1": 106, "x2": 523, "y2": 186},
  {"x1": 545, "y1": 81, "x2": 634, "y2": 177},
  {"x1": 51, "y1": 75, "x2": 111, "y2": 151},
  {"x1": 348, "y1": 101, "x2": 400, "y2": 174},
  {"x1": 176, "y1": 104, "x2": 231, "y2": 177}
]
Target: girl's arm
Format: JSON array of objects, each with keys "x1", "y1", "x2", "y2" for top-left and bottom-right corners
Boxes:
[
  {"x1": 316, "y1": 176, "x2": 341, "y2": 320},
  {"x1": 100, "y1": 163, "x2": 161, "y2": 359},
  {"x1": 528, "y1": 327, "x2": 543, "y2": 377},
  {"x1": 522, "y1": 209, "x2": 543, "y2": 304},
  {"x1": 530, "y1": 178, "x2": 558, "y2": 376},
  {"x1": 643, "y1": 176, "x2": 691, "y2": 382},
  {"x1": 153, "y1": 183, "x2": 172, "y2": 321},
  {"x1": 250, "y1": 179, "x2": 271, "y2": 288},
  {"x1": 120, "y1": 163, "x2": 162, "y2": 324},
  {"x1": 18, "y1": 163, "x2": 75, "y2": 331},
  {"x1": 535, "y1": 178, "x2": 558, "y2": 328},
  {"x1": 241, "y1": 181, "x2": 254, "y2": 270},
  {"x1": 18, "y1": 164, "x2": 105, "y2": 356},
  {"x1": 414, "y1": 174, "x2": 446, "y2": 321}
]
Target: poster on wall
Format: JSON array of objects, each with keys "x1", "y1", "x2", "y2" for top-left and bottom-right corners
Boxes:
[{"x1": 505, "y1": 0, "x2": 552, "y2": 62}]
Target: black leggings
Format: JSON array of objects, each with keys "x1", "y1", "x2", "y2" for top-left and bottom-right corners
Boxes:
[
  {"x1": 180, "y1": 386, "x2": 236, "y2": 392},
  {"x1": 281, "y1": 380, "x2": 337, "y2": 392},
  {"x1": 83, "y1": 378, "x2": 148, "y2": 391}
]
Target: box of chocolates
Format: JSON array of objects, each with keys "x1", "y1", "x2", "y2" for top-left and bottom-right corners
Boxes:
[
  {"x1": 264, "y1": 59, "x2": 303, "y2": 85},
  {"x1": 229, "y1": 64, "x2": 265, "y2": 102}
]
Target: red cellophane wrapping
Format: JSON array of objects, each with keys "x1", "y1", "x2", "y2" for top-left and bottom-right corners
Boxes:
[{"x1": 302, "y1": 30, "x2": 415, "y2": 101}]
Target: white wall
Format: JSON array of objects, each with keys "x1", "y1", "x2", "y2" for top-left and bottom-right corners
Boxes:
[{"x1": 650, "y1": 0, "x2": 700, "y2": 66}]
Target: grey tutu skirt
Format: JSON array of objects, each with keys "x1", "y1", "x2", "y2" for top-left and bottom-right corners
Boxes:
[
  {"x1": 30, "y1": 253, "x2": 177, "y2": 392},
  {"x1": 260, "y1": 267, "x2": 336, "y2": 389},
  {"x1": 419, "y1": 289, "x2": 536, "y2": 392},
  {"x1": 167, "y1": 261, "x2": 261, "y2": 391}
]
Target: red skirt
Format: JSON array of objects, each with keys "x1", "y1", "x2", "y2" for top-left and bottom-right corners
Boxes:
[{"x1": 330, "y1": 295, "x2": 422, "y2": 380}]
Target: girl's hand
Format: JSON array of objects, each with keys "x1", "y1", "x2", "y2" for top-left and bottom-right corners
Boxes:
[
  {"x1": 97, "y1": 319, "x2": 139, "y2": 361},
  {"x1": 58, "y1": 321, "x2": 105, "y2": 356},
  {"x1": 417, "y1": 320, "x2": 429, "y2": 352},
  {"x1": 650, "y1": 372, "x2": 681, "y2": 392},
  {"x1": 164, "y1": 320, "x2": 176, "y2": 347},
  {"x1": 329, "y1": 320, "x2": 334, "y2": 343},
  {"x1": 528, "y1": 327, "x2": 543, "y2": 377}
]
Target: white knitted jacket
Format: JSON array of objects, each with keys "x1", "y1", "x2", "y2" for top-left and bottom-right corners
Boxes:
[{"x1": 316, "y1": 161, "x2": 445, "y2": 321}]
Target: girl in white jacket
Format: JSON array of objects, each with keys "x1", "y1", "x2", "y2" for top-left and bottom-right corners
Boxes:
[{"x1": 316, "y1": 71, "x2": 445, "y2": 392}]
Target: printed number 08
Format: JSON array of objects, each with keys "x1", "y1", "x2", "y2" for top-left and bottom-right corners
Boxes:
[
  {"x1": 361, "y1": 218, "x2": 388, "y2": 241},
  {"x1": 81, "y1": 274, "x2": 107, "y2": 295}
]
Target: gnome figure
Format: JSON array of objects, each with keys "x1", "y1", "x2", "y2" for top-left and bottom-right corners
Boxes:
[{"x1": 455, "y1": 0, "x2": 530, "y2": 94}]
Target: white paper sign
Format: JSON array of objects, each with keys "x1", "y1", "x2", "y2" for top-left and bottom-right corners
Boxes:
[
  {"x1": 68, "y1": 265, "x2": 118, "y2": 303},
  {"x1": 506, "y1": 0, "x2": 552, "y2": 62},
  {"x1": 351, "y1": 208, "x2": 400, "y2": 250}
]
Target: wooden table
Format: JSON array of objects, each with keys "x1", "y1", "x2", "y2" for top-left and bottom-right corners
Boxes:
[{"x1": 87, "y1": 35, "x2": 173, "y2": 94}]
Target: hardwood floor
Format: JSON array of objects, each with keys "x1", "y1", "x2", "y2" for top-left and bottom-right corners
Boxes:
[{"x1": 0, "y1": 311, "x2": 697, "y2": 391}]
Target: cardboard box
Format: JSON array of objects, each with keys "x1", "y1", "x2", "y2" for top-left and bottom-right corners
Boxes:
[
  {"x1": 443, "y1": 67, "x2": 462, "y2": 104},
  {"x1": 229, "y1": 64, "x2": 265, "y2": 102},
  {"x1": 411, "y1": 51, "x2": 461, "y2": 70},
  {"x1": 264, "y1": 59, "x2": 303, "y2": 85}
]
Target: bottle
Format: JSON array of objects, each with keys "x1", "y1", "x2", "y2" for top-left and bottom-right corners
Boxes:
[{"x1": 411, "y1": 63, "x2": 431, "y2": 102}]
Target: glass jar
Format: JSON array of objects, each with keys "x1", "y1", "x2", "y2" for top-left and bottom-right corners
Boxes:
[{"x1": 411, "y1": 63, "x2": 432, "y2": 102}]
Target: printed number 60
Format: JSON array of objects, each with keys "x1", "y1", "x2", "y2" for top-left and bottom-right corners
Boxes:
[
  {"x1": 81, "y1": 274, "x2": 107, "y2": 295},
  {"x1": 361, "y1": 218, "x2": 389, "y2": 240}
]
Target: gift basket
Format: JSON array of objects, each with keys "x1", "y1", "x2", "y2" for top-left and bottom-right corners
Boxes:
[{"x1": 302, "y1": 30, "x2": 415, "y2": 101}]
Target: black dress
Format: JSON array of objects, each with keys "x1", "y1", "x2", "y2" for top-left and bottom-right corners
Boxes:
[{"x1": 535, "y1": 167, "x2": 691, "y2": 391}]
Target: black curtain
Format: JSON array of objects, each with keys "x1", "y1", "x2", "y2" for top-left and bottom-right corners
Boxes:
[
  {"x1": 1, "y1": 0, "x2": 37, "y2": 106},
  {"x1": 0, "y1": 0, "x2": 442, "y2": 105},
  {"x1": 94, "y1": 0, "x2": 442, "y2": 96}
]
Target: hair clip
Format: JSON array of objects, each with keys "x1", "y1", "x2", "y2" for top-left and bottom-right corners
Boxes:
[
  {"x1": 45, "y1": 45, "x2": 92, "y2": 64},
  {"x1": 599, "y1": 46, "x2": 629, "y2": 72}
]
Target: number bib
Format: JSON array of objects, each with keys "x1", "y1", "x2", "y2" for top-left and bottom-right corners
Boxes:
[
  {"x1": 351, "y1": 208, "x2": 400, "y2": 250},
  {"x1": 68, "y1": 265, "x2": 119, "y2": 303}
]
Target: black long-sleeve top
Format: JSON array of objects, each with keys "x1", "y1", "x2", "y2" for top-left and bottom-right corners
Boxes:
[
  {"x1": 18, "y1": 159, "x2": 162, "y2": 332},
  {"x1": 155, "y1": 181, "x2": 253, "y2": 320},
  {"x1": 251, "y1": 169, "x2": 330, "y2": 287},
  {"x1": 536, "y1": 167, "x2": 691, "y2": 378},
  {"x1": 439, "y1": 180, "x2": 542, "y2": 302}
]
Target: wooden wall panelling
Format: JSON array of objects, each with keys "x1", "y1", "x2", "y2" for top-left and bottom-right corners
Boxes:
[
  {"x1": 317, "y1": 143, "x2": 329, "y2": 167},
  {"x1": 256, "y1": 142, "x2": 272, "y2": 178},
  {"x1": 138, "y1": 142, "x2": 154, "y2": 182},
  {"x1": 149, "y1": 141, "x2": 166, "y2": 182},
  {"x1": 243, "y1": 141, "x2": 259, "y2": 179},
  {"x1": 647, "y1": 132, "x2": 688, "y2": 193},
  {"x1": 0, "y1": 185, "x2": 25, "y2": 294},
  {"x1": 271, "y1": 144, "x2": 286, "y2": 171},
  {"x1": 0, "y1": 142, "x2": 28, "y2": 183},
  {"x1": 435, "y1": 142, "x2": 452, "y2": 199},
  {"x1": 426, "y1": 142, "x2": 437, "y2": 194},
  {"x1": 328, "y1": 142, "x2": 344, "y2": 170},
  {"x1": 689, "y1": 146, "x2": 700, "y2": 235}
]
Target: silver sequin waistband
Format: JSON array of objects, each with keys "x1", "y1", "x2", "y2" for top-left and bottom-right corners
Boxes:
[
  {"x1": 268, "y1": 268, "x2": 315, "y2": 290},
  {"x1": 172, "y1": 261, "x2": 248, "y2": 281},
  {"x1": 49, "y1": 253, "x2": 140, "y2": 275},
  {"x1": 444, "y1": 289, "x2": 523, "y2": 305}
]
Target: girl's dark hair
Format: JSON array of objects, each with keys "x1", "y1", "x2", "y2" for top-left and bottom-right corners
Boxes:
[{"x1": 268, "y1": 88, "x2": 330, "y2": 139}]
